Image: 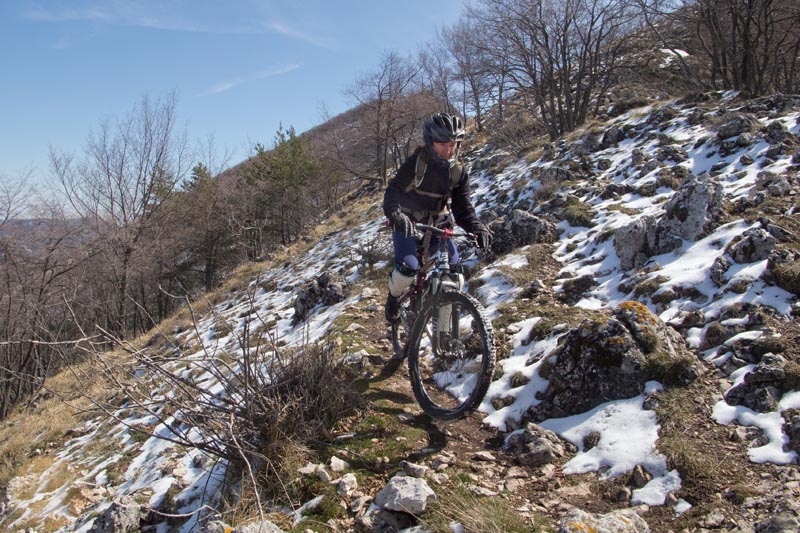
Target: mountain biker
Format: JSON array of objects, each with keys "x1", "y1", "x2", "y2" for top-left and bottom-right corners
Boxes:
[{"x1": 383, "y1": 112, "x2": 491, "y2": 323}]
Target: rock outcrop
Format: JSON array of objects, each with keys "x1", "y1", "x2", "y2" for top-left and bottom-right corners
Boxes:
[
  {"x1": 293, "y1": 272, "x2": 348, "y2": 324},
  {"x1": 488, "y1": 209, "x2": 558, "y2": 256},
  {"x1": 527, "y1": 302, "x2": 698, "y2": 422}
]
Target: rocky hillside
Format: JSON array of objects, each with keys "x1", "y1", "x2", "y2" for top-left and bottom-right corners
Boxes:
[{"x1": 1, "y1": 91, "x2": 799, "y2": 532}]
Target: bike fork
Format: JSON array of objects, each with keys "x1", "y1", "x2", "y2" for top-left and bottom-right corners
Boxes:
[{"x1": 431, "y1": 292, "x2": 460, "y2": 354}]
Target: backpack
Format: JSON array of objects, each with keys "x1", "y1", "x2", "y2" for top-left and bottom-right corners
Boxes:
[{"x1": 402, "y1": 149, "x2": 464, "y2": 216}]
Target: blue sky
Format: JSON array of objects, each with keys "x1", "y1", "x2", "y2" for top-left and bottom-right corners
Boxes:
[{"x1": 0, "y1": 0, "x2": 465, "y2": 183}]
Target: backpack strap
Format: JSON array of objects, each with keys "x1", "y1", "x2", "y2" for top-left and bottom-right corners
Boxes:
[{"x1": 402, "y1": 151, "x2": 464, "y2": 213}]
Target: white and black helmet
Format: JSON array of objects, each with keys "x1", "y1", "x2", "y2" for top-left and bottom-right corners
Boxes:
[{"x1": 423, "y1": 112, "x2": 465, "y2": 166}]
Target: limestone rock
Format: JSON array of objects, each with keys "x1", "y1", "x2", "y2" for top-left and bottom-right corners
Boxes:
[
  {"x1": 558, "y1": 507, "x2": 649, "y2": 533},
  {"x1": 293, "y1": 273, "x2": 348, "y2": 324},
  {"x1": 488, "y1": 209, "x2": 558, "y2": 256},
  {"x1": 725, "y1": 354, "x2": 791, "y2": 412},
  {"x1": 88, "y1": 496, "x2": 142, "y2": 533},
  {"x1": 660, "y1": 173, "x2": 724, "y2": 241},
  {"x1": 727, "y1": 228, "x2": 776, "y2": 264},
  {"x1": 374, "y1": 475, "x2": 436, "y2": 515},
  {"x1": 528, "y1": 302, "x2": 697, "y2": 421},
  {"x1": 717, "y1": 114, "x2": 759, "y2": 140},
  {"x1": 504, "y1": 423, "x2": 576, "y2": 467}
]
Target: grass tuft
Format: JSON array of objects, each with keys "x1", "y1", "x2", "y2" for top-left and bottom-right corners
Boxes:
[{"x1": 421, "y1": 483, "x2": 541, "y2": 532}]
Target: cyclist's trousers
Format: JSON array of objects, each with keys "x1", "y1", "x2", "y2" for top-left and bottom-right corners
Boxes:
[{"x1": 391, "y1": 231, "x2": 459, "y2": 271}]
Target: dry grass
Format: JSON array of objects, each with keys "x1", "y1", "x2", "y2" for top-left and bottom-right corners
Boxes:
[
  {"x1": 653, "y1": 383, "x2": 747, "y2": 499},
  {"x1": 421, "y1": 483, "x2": 540, "y2": 532},
  {"x1": 1, "y1": 365, "x2": 92, "y2": 494},
  {"x1": 774, "y1": 259, "x2": 800, "y2": 296}
]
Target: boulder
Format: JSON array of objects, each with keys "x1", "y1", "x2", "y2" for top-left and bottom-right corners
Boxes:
[
  {"x1": 614, "y1": 216, "x2": 656, "y2": 271},
  {"x1": 726, "y1": 228, "x2": 776, "y2": 264},
  {"x1": 755, "y1": 171, "x2": 792, "y2": 196},
  {"x1": 488, "y1": 209, "x2": 558, "y2": 256},
  {"x1": 656, "y1": 145, "x2": 687, "y2": 163},
  {"x1": 600, "y1": 126, "x2": 625, "y2": 148},
  {"x1": 614, "y1": 174, "x2": 723, "y2": 271},
  {"x1": 783, "y1": 410, "x2": 800, "y2": 456},
  {"x1": 374, "y1": 475, "x2": 436, "y2": 515},
  {"x1": 293, "y1": 273, "x2": 348, "y2": 324},
  {"x1": 613, "y1": 215, "x2": 681, "y2": 271},
  {"x1": 503, "y1": 423, "x2": 576, "y2": 467},
  {"x1": 88, "y1": 496, "x2": 142, "y2": 533},
  {"x1": 528, "y1": 302, "x2": 697, "y2": 422},
  {"x1": 660, "y1": 173, "x2": 724, "y2": 241},
  {"x1": 716, "y1": 114, "x2": 758, "y2": 140},
  {"x1": 724, "y1": 354, "x2": 791, "y2": 412},
  {"x1": 527, "y1": 318, "x2": 645, "y2": 422},
  {"x1": 763, "y1": 120, "x2": 791, "y2": 144}
]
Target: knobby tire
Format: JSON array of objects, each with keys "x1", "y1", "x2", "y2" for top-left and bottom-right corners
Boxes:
[{"x1": 407, "y1": 290, "x2": 496, "y2": 420}]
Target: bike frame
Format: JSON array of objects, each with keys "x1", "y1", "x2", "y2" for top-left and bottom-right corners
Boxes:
[{"x1": 397, "y1": 224, "x2": 470, "y2": 354}]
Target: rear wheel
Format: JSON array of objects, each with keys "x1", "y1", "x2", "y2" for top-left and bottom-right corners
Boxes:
[{"x1": 407, "y1": 291, "x2": 495, "y2": 420}]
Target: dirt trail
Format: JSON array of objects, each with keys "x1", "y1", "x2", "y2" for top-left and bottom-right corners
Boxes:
[{"x1": 337, "y1": 267, "x2": 800, "y2": 532}]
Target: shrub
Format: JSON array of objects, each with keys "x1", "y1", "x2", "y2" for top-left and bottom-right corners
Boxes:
[
  {"x1": 89, "y1": 301, "x2": 358, "y2": 513},
  {"x1": 774, "y1": 260, "x2": 800, "y2": 295},
  {"x1": 489, "y1": 115, "x2": 545, "y2": 156},
  {"x1": 564, "y1": 197, "x2": 595, "y2": 227},
  {"x1": 643, "y1": 350, "x2": 697, "y2": 386}
]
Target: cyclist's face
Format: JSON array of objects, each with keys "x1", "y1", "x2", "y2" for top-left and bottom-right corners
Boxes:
[{"x1": 432, "y1": 141, "x2": 457, "y2": 160}]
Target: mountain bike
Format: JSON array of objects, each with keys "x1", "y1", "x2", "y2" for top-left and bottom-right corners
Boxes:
[{"x1": 389, "y1": 223, "x2": 496, "y2": 420}]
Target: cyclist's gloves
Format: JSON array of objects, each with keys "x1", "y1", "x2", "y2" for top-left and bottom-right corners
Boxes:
[
  {"x1": 388, "y1": 209, "x2": 415, "y2": 237},
  {"x1": 473, "y1": 224, "x2": 493, "y2": 250}
]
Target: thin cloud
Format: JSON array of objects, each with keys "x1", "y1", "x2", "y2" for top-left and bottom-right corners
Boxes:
[
  {"x1": 264, "y1": 21, "x2": 334, "y2": 49},
  {"x1": 23, "y1": 2, "x2": 261, "y2": 35},
  {"x1": 25, "y1": 6, "x2": 114, "y2": 23},
  {"x1": 197, "y1": 65, "x2": 301, "y2": 97},
  {"x1": 24, "y1": 3, "x2": 337, "y2": 46}
]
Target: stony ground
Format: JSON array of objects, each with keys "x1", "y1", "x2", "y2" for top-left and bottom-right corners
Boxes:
[{"x1": 322, "y1": 249, "x2": 800, "y2": 533}]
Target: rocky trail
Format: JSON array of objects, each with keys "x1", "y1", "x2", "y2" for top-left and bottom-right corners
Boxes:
[{"x1": 322, "y1": 256, "x2": 800, "y2": 532}]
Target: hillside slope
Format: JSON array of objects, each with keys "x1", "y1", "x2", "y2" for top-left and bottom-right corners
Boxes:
[{"x1": 1, "y1": 91, "x2": 799, "y2": 532}]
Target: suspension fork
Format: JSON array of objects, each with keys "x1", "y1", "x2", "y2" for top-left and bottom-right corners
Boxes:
[{"x1": 430, "y1": 273, "x2": 442, "y2": 354}]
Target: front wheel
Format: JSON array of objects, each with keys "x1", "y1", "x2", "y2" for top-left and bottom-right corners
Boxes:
[
  {"x1": 407, "y1": 291, "x2": 496, "y2": 420},
  {"x1": 390, "y1": 297, "x2": 416, "y2": 359}
]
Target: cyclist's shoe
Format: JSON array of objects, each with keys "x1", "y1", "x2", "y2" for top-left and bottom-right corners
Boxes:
[{"x1": 385, "y1": 294, "x2": 401, "y2": 323}]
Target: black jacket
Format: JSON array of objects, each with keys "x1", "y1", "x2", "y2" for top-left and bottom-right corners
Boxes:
[{"x1": 383, "y1": 147, "x2": 482, "y2": 232}]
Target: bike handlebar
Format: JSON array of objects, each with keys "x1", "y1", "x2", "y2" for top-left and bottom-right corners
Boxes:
[
  {"x1": 414, "y1": 223, "x2": 478, "y2": 246},
  {"x1": 384, "y1": 218, "x2": 479, "y2": 246}
]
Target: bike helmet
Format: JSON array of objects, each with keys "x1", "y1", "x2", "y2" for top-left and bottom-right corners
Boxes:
[{"x1": 423, "y1": 112, "x2": 465, "y2": 167}]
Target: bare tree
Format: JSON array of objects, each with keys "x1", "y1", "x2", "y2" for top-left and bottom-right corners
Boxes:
[
  {"x1": 50, "y1": 92, "x2": 190, "y2": 337},
  {"x1": 346, "y1": 51, "x2": 421, "y2": 185},
  {"x1": 0, "y1": 194, "x2": 95, "y2": 418},
  {"x1": 472, "y1": 0, "x2": 636, "y2": 140},
  {"x1": 443, "y1": 18, "x2": 500, "y2": 132},
  {"x1": 635, "y1": 0, "x2": 800, "y2": 95},
  {"x1": 417, "y1": 40, "x2": 456, "y2": 112},
  {"x1": 0, "y1": 172, "x2": 32, "y2": 225}
]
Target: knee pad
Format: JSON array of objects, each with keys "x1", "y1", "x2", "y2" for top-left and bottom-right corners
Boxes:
[{"x1": 388, "y1": 264, "x2": 417, "y2": 297}]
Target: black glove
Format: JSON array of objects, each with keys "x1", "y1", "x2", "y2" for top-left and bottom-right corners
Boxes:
[
  {"x1": 388, "y1": 209, "x2": 414, "y2": 237},
  {"x1": 473, "y1": 225, "x2": 493, "y2": 250}
]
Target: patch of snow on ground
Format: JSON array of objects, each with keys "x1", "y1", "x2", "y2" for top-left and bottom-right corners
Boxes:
[
  {"x1": 713, "y1": 391, "x2": 800, "y2": 464},
  {"x1": 541, "y1": 382, "x2": 681, "y2": 505}
]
